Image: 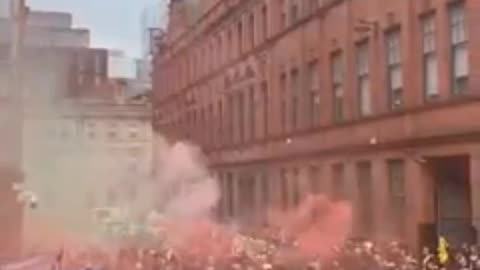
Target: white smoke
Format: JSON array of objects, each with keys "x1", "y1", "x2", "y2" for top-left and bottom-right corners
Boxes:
[{"x1": 153, "y1": 135, "x2": 219, "y2": 221}]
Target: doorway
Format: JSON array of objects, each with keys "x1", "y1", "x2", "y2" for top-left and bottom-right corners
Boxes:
[{"x1": 431, "y1": 155, "x2": 474, "y2": 246}]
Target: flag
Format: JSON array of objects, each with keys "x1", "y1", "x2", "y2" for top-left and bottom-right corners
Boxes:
[{"x1": 438, "y1": 236, "x2": 449, "y2": 265}]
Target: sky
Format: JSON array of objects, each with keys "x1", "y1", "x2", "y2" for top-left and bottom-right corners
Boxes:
[{"x1": 28, "y1": 0, "x2": 168, "y2": 58}]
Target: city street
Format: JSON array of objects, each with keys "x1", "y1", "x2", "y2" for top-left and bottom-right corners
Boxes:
[{"x1": 1, "y1": 0, "x2": 480, "y2": 269}]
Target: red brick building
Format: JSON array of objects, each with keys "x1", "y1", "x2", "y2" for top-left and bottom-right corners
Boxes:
[{"x1": 152, "y1": 0, "x2": 480, "y2": 249}]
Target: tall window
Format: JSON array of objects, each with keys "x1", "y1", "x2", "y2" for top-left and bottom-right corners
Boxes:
[
  {"x1": 450, "y1": 4, "x2": 468, "y2": 94},
  {"x1": 307, "y1": 60, "x2": 320, "y2": 127},
  {"x1": 248, "y1": 86, "x2": 255, "y2": 141},
  {"x1": 290, "y1": 1, "x2": 299, "y2": 25},
  {"x1": 208, "y1": 104, "x2": 214, "y2": 147},
  {"x1": 290, "y1": 68, "x2": 300, "y2": 131},
  {"x1": 386, "y1": 30, "x2": 403, "y2": 110},
  {"x1": 280, "y1": 0, "x2": 287, "y2": 30},
  {"x1": 248, "y1": 13, "x2": 255, "y2": 49},
  {"x1": 309, "y1": 166, "x2": 321, "y2": 194},
  {"x1": 357, "y1": 42, "x2": 372, "y2": 117},
  {"x1": 226, "y1": 172, "x2": 235, "y2": 217},
  {"x1": 292, "y1": 168, "x2": 301, "y2": 206},
  {"x1": 280, "y1": 168, "x2": 289, "y2": 210},
  {"x1": 261, "y1": 82, "x2": 269, "y2": 138},
  {"x1": 422, "y1": 15, "x2": 438, "y2": 100},
  {"x1": 238, "y1": 92, "x2": 245, "y2": 143},
  {"x1": 280, "y1": 73, "x2": 287, "y2": 134},
  {"x1": 227, "y1": 95, "x2": 234, "y2": 145},
  {"x1": 237, "y1": 21, "x2": 243, "y2": 55},
  {"x1": 332, "y1": 52, "x2": 344, "y2": 122},
  {"x1": 261, "y1": 5, "x2": 268, "y2": 41},
  {"x1": 227, "y1": 30, "x2": 233, "y2": 60},
  {"x1": 218, "y1": 101, "x2": 223, "y2": 146},
  {"x1": 261, "y1": 172, "x2": 270, "y2": 209},
  {"x1": 356, "y1": 161, "x2": 374, "y2": 237},
  {"x1": 332, "y1": 163, "x2": 346, "y2": 200},
  {"x1": 388, "y1": 159, "x2": 406, "y2": 237},
  {"x1": 217, "y1": 35, "x2": 223, "y2": 66}
]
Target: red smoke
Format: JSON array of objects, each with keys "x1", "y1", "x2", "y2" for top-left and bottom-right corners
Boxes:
[
  {"x1": 269, "y1": 195, "x2": 353, "y2": 260},
  {"x1": 156, "y1": 195, "x2": 352, "y2": 263},
  {"x1": 161, "y1": 218, "x2": 235, "y2": 263}
]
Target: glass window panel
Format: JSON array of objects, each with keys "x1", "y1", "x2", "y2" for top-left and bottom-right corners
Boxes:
[
  {"x1": 360, "y1": 78, "x2": 372, "y2": 116},
  {"x1": 390, "y1": 66, "x2": 403, "y2": 90},
  {"x1": 425, "y1": 55, "x2": 439, "y2": 96},
  {"x1": 454, "y1": 45, "x2": 469, "y2": 77}
]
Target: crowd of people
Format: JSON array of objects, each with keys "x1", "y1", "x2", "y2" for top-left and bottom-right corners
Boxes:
[{"x1": 100, "y1": 238, "x2": 480, "y2": 270}]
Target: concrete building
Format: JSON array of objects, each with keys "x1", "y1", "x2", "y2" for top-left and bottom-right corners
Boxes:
[
  {"x1": 0, "y1": 9, "x2": 95, "y2": 100},
  {"x1": 0, "y1": 10, "x2": 90, "y2": 48},
  {"x1": 0, "y1": 5, "x2": 151, "y2": 255},
  {"x1": 152, "y1": 0, "x2": 480, "y2": 249},
  {"x1": 138, "y1": 1, "x2": 166, "y2": 93},
  {"x1": 22, "y1": 97, "x2": 153, "y2": 251}
]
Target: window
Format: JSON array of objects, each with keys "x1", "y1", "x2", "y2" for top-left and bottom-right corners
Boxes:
[
  {"x1": 357, "y1": 42, "x2": 372, "y2": 116},
  {"x1": 307, "y1": 60, "x2": 320, "y2": 127},
  {"x1": 280, "y1": 73, "x2": 287, "y2": 134},
  {"x1": 292, "y1": 96, "x2": 299, "y2": 131},
  {"x1": 449, "y1": 4, "x2": 468, "y2": 94},
  {"x1": 261, "y1": 82, "x2": 269, "y2": 138},
  {"x1": 94, "y1": 55, "x2": 103, "y2": 74},
  {"x1": 331, "y1": 52, "x2": 344, "y2": 122},
  {"x1": 292, "y1": 168, "x2": 301, "y2": 206},
  {"x1": 227, "y1": 30, "x2": 233, "y2": 60},
  {"x1": 388, "y1": 159, "x2": 406, "y2": 237},
  {"x1": 309, "y1": 166, "x2": 321, "y2": 194},
  {"x1": 208, "y1": 104, "x2": 214, "y2": 146},
  {"x1": 280, "y1": 1, "x2": 287, "y2": 30},
  {"x1": 237, "y1": 21, "x2": 243, "y2": 54},
  {"x1": 332, "y1": 163, "x2": 346, "y2": 200},
  {"x1": 386, "y1": 30, "x2": 403, "y2": 110},
  {"x1": 227, "y1": 95, "x2": 234, "y2": 145},
  {"x1": 217, "y1": 35, "x2": 223, "y2": 66},
  {"x1": 238, "y1": 92, "x2": 245, "y2": 143},
  {"x1": 248, "y1": 86, "x2": 255, "y2": 141},
  {"x1": 290, "y1": 68, "x2": 299, "y2": 131},
  {"x1": 261, "y1": 172, "x2": 270, "y2": 208},
  {"x1": 249, "y1": 13, "x2": 255, "y2": 48},
  {"x1": 422, "y1": 15, "x2": 439, "y2": 100},
  {"x1": 280, "y1": 168, "x2": 289, "y2": 210},
  {"x1": 356, "y1": 161, "x2": 374, "y2": 236},
  {"x1": 261, "y1": 5, "x2": 268, "y2": 40},
  {"x1": 226, "y1": 172, "x2": 235, "y2": 217},
  {"x1": 218, "y1": 101, "x2": 224, "y2": 146},
  {"x1": 290, "y1": 1, "x2": 299, "y2": 24}
]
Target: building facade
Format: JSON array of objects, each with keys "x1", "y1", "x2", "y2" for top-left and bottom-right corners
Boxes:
[
  {"x1": 22, "y1": 98, "x2": 153, "y2": 251},
  {"x1": 153, "y1": 0, "x2": 480, "y2": 249},
  {"x1": 0, "y1": 6, "x2": 144, "y2": 256}
]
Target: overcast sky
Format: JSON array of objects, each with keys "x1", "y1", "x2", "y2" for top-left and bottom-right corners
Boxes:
[{"x1": 28, "y1": 0, "x2": 167, "y2": 58}]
